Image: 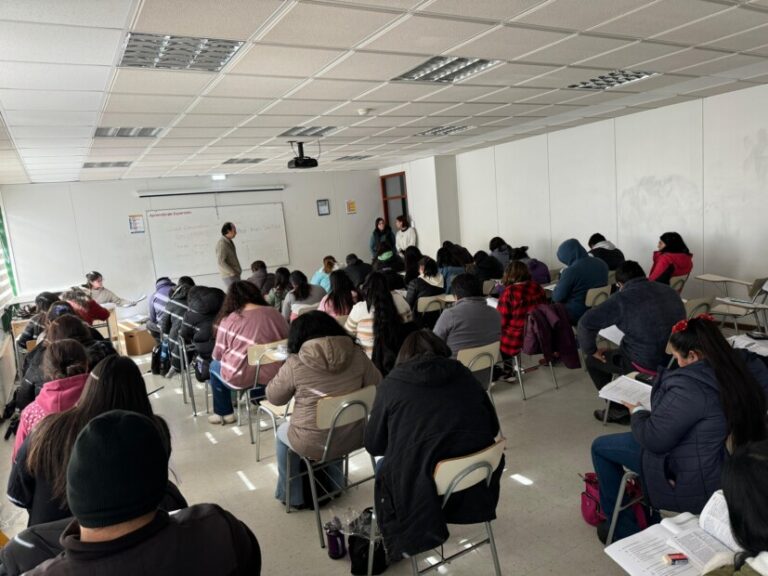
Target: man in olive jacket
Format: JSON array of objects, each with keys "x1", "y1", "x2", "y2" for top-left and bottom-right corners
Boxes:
[{"x1": 216, "y1": 222, "x2": 242, "y2": 288}]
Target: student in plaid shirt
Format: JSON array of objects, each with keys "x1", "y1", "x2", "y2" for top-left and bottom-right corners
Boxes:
[{"x1": 497, "y1": 261, "x2": 546, "y2": 357}]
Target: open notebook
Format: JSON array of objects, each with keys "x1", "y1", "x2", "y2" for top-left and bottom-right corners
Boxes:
[
  {"x1": 599, "y1": 375, "x2": 652, "y2": 410},
  {"x1": 606, "y1": 490, "x2": 740, "y2": 575}
]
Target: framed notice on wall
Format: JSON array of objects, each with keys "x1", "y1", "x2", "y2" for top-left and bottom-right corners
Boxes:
[
  {"x1": 317, "y1": 199, "x2": 330, "y2": 216},
  {"x1": 128, "y1": 214, "x2": 145, "y2": 234},
  {"x1": 345, "y1": 200, "x2": 357, "y2": 214}
]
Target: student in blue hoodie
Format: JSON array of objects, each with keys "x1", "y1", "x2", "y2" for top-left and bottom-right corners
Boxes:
[{"x1": 552, "y1": 238, "x2": 609, "y2": 324}]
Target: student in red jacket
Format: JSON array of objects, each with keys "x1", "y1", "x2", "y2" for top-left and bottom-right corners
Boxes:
[
  {"x1": 648, "y1": 232, "x2": 693, "y2": 285},
  {"x1": 60, "y1": 290, "x2": 110, "y2": 325},
  {"x1": 497, "y1": 261, "x2": 546, "y2": 358}
]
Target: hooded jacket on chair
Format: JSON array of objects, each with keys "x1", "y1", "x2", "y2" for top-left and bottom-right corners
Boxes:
[
  {"x1": 552, "y1": 239, "x2": 609, "y2": 323},
  {"x1": 364, "y1": 356, "x2": 503, "y2": 562},
  {"x1": 179, "y1": 286, "x2": 226, "y2": 361},
  {"x1": 522, "y1": 303, "x2": 581, "y2": 368},
  {"x1": 161, "y1": 283, "x2": 193, "y2": 370}
]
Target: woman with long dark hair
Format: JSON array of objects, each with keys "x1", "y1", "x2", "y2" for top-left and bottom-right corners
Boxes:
[
  {"x1": 405, "y1": 256, "x2": 444, "y2": 313},
  {"x1": 369, "y1": 217, "x2": 395, "y2": 260},
  {"x1": 648, "y1": 231, "x2": 693, "y2": 284},
  {"x1": 281, "y1": 270, "x2": 326, "y2": 323},
  {"x1": 402, "y1": 245, "x2": 422, "y2": 286},
  {"x1": 266, "y1": 266, "x2": 291, "y2": 312},
  {"x1": 590, "y1": 315, "x2": 768, "y2": 542},
  {"x1": 344, "y1": 272, "x2": 413, "y2": 375},
  {"x1": 8, "y1": 355, "x2": 165, "y2": 526},
  {"x1": 209, "y1": 281, "x2": 288, "y2": 424},
  {"x1": 317, "y1": 270, "x2": 357, "y2": 317}
]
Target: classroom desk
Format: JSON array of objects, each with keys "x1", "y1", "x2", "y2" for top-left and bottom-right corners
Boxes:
[
  {"x1": 696, "y1": 273, "x2": 751, "y2": 297},
  {"x1": 729, "y1": 334, "x2": 768, "y2": 357},
  {"x1": 715, "y1": 297, "x2": 768, "y2": 333}
]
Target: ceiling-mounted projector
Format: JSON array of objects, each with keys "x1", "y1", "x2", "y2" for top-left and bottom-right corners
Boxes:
[{"x1": 287, "y1": 141, "x2": 318, "y2": 169}]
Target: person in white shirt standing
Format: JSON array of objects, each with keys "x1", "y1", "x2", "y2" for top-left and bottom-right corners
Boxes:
[{"x1": 394, "y1": 215, "x2": 417, "y2": 255}]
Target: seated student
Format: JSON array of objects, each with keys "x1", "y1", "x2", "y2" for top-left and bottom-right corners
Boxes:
[
  {"x1": 16, "y1": 292, "x2": 60, "y2": 350},
  {"x1": 146, "y1": 277, "x2": 175, "y2": 340},
  {"x1": 590, "y1": 316, "x2": 768, "y2": 543},
  {"x1": 471, "y1": 250, "x2": 504, "y2": 282},
  {"x1": 178, "y1": 285, "x2": 226, "y2": 382},
  {"x1": 489, "y1": 237, "x2": 511, "y2": 270},
  {"x1": 160, "y1": 276, "x2": 195, "y2": 375},
  {"x1": 345, "y1": 272, "x2": 413, "y2": 376},
  {"x1": 317, "y1": 270, "x2": 357, "y2": 318},
  {"x1": 436, "y1": 247, "x2": 466, "y2": 294},
  {"x1": 372, "y1": 242, "x2": 404, "y2": 273},
  {"x1": 509, "y1": 245, "x2": 550, "y2": 285},
  {"x1": 552, "y1": 238, "x2": 609, "y2": 324},
  {"x1": 281, "y1": 271, "x2": 326, "y2": 322},
  {"x1": 13, "y1": 340, "x2": 88, "y2": 461},
  {"x1": 588, "y1": 233, "x2": 625, "y2": 271},
  {"x1": 405, "y1": 256, "x2": 444, "y2": 313},
  {"x1": 246, "y1": 260, "x2": 275, "y2": 294},
  {"x1": 364, "y1": 330, "x2": 503, "y2": 563},
  {"x1": 266, "y1": 312, "x2": 381, "y2": 509},
  {"x1": 433, "y1": 274, "x2": 501, "y2": 358},
  {"x1": 707, "y1": 439, "x2": 768, "y2": 576},
  {"x1": 210, "y1": 282, "x2": 289, "y2": 425},
  {"x1": 649, "y1": 231, "x2": 694, "y2": 285},
  {"x1": 369, "y1": 217, "x2": 396, "y2": 260},
  {"x1": 8, "y1": 356, "x2": 168, "y2": 527},
  {"x1": 81, "y1": 271, "x2": 134, "y2": 306},
  {"x1": 266, "y1": 266, "x2": 290, "y2": 312},
  {"x1": 394, "y1": 215, "x2": 417, "y2": 255},
  {"x1": 23, "y1": 410, "x2": 261, "y2": 576},
  {"x1": 497, "y1": 261, "x2": 547, "y2": 361},
  {"x1": 402, "y1": 245, "x2": 422, "y2": 286},
  {"x1": 343, "y1": 254, "x2": 372, "y2": 291},
  {"x1": 60, "y1": 290, "x2": 109, "y2": 326},
  {"x1": 309, "y1": 255, "x2": 336, "y2": 294},
  {"x1": 578, "y1": 261, "x2": 686, "y2": 423}
]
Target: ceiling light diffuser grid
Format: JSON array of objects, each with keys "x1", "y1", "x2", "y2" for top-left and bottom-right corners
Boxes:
[
  {"x1": 568, "y1": 70, "x2": 657, "y2": 90},
  {"x1": 278, "y1": 126, "x2": 338, "y2": 138},
  {"x1": 415, "y1": 125, "x2": 474, "y2": 137},
  {"x1": 222, "y1": 158, "x2": 265, "y2": 164},
  {"x1": 95, "y1": 127, "x2": 163, "y2": 138},
  {"x1": 83, "y1": 161, "x2": 132, "y2": 168},
  {"x1": 334, "y1": 155, "x2": 372, "y2": 161},
  {"x1": 392, "y1": 56, "x2": 501, "y2": 84},
  {"x1": 120, "y1": 32, "x2": 243, "y2": 72}
]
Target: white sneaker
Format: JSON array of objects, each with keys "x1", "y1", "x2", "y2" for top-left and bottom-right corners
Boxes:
[
  {"x1": 208, "y1": 414, "x2": 223, "y2": 424},
  {"x1": 165, "y1": 367, "x2": 178, "y2": 379},
  {"x1": 222, "y1": 414, "x2": 237, "y2": 424}
]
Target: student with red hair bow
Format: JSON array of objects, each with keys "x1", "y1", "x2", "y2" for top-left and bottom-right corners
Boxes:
[{"x1": 589, "y1": 315, "x2": 768, "y2": 543}]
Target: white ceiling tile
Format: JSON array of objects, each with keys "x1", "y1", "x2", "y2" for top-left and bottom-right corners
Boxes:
[
  {"x1": 578, "y1": 41, "x2": 683, "y2": 69},
  {"x1": 523, "y1": 34, "x2": 633, "y2": 66},
  {"x1": 432, "y1": 102, "x2": 508, "y2": 116},
  {"x1": 417, "y1": 85, "x2": 506, "y2": 102},
  {"x1": 163, "y1": 127, "x2": 232, "y2": 139},
  {"x1": 2, "y1": 110, "x2": 100, "y2": 127},
  {"x1": 79, "y1": 170, "x2": 128, "y2": 180},
  {"x1": 0, "y1": 21, "x2": 122, "y2": 65},
  {"x1": 321, "y1": 52, "x2": 426, "y2": 82},
  {"x1": 11, "y1": 126, "x2": 95, "y2": 139},
  {"x1": 462, "y1": 61, "x2": 560, "y2": 86},
  {"x1": 0, "y1": 0, "x2": 134, "y2": 28},
  {"x1": 361, "y1": 82, "x2": 442, "y2": 101},
  {"x1": 519, "y1": 66, "x2": 622, "y2": 89},
  {"x1": 15, "y1": 138, "x2": 93, "y2": 148},
  {"x1": 0, "y1": 62, "x2": 111, "y2": 91},
  {"x1": 404, "y1": 115, "x2": 470, "y2": 127},
  {"x1": 133, "y1": 0, "x2": 284, "y2": 40},
  {"x1": 91, "y1": 138, "x2": 157, "y2": 148},
  {"x1": 104, "y1": 94, "x2": 195, "y2": 113},
  {"x1": 674, "y1": 53, "x2": 766, "y2": 76},
  {"x1": 87, "y1": 147, "x2": 147, "y2": 158},
  {"x1": 682, "y1": 79, "x2": 761, "y2": 98},
  {"x1": 174, "y1": 114, "x2": 252, "y2": 127},
  {"x1": 99, "y1": 112, "x2": 180, "y2": 126},
  {"x1": 618, "y1": 73, "x2": 692, "y2": 94},
  {"x1": 419, "y1": 0, "x2": 547, "y2": 21},
  {"x1": 382, "y1": 101, "x2": 455, "y2": 115},
  {"x1": 111, "y1": 69, "x2": 214, "y2": 95},
  {"x1": 262, "y1": 99, "x2": 338, "y2": 116},
  {"x1": 325, "y1": 100, "x2": 404, "y2": 115},
  {"x1": 471, "y1": 86, "x2": 557, "y2": 102},
  {"x1": 18, "y1": 148, "x2": 90, "y2": 157},
  {"x1": 514, "y1": 0, "x2": 655, "y2": 31},
  {"x1": 516, "y1": 89, "x2": 581, "y2": 104},
  {"x1": 228, "y1": 45, "x2": 345, "y2": 77},
  {"x1": 244, "y1": 115, "x2": 317, "y2": 128},
  {"x1": 654, "y1": 7, "x2": 768, "y2": 45},
  {"x1": 364, "y1": 15, "x2": 494, "y2": 55},
  {"x1": 450, "y1": 25, "x2": 570, "y2": 61},
  {"x1": 591, "y1": 0, "x2": 729, "y2": 39},
  {"x1": 314, "y1": 115, "x2": 373, "y2": 126},
  {"x1": 189, "y1": 97, "x2": 273, "y2": 115},
  {"x1": 0, "y1": 89, "x2": 103, "y2": 111},
  {"x1": 289, "y1": 79, "x2": 381, "y2": 100},
  {"x1": 142, "y1": 147, "x2": 201, "y2": 155},
  {"x1": 358, "y1": 116, "x2": 420, "y2": 128},
  {"x1": 260, "y1": 4, "x2": 398, "y2": 49},
  {"x1": 631, "y1": 47, "x2": 726, "y2": 73},
  {"x1": 706, "y1": 24, "x2": 768, "y2": 52},
  {"x1": 335, "y1": 126, "x2": 383, "y2": 138},
  {"x1": 207, "y1": 75, "x2": 302, "y2": 98},
  {"x1": 154, "y1": 137, "x2": 213, "y2": 147}
]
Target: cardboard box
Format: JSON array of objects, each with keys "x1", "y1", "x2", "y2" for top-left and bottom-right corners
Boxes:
[{"x1": 123, "y1": 329, "x2": 156, "y2": 356}]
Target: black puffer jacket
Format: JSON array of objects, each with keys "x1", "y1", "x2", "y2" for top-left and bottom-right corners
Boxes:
[
  {"x1": 179, "y1": 286, "x2": 225, "y2": 361},
  {"x1": 162, "y1": 283, "x2": 193, "y2": 370}
]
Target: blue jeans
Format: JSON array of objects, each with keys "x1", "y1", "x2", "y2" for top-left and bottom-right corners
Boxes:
[
  {"x1": 275, "y1": 423, "x2": 344, "y2": 507},
  {"x1": 209, "y1": 360, "x2": 266, "y2": 416},
  {"x1": 591, "y1": 432, "x2": 644, "y2": 540}
]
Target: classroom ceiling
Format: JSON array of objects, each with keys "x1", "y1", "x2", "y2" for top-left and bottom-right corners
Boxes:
[{"x1": 2, "y1": 0, "x2": 768, "y2": 184}]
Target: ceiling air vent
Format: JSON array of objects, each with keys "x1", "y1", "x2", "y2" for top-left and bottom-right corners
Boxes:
[
  {"x1": 83, "y1": 161, "x2": 132, "y2": 168},
  {"x1": 568, "y1": 69, "x2": 657, "y2": 90},
  {"x1": 334, "y1": 155, "x2": 372, "y2": 161},
  {"x1": 415, "y1": 125, "x2": 474, "y2": 137},
  {"x1": 95, "y1": 127, "x2": 163, "y2": 138},
  {"x1": 392, "y1": 56, "x2": 501, "y2": 84},
  {"x1": 222, "y1": 158, "x2": 265, "y2": 164},
  {"x1": 120, "y1": 32, "x2": 243, "y2": 72},
  {"x1": 278, "y1": 126, "x2": 337, "y2": 138}
]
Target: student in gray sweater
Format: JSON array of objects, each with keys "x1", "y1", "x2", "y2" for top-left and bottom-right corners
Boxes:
[{"x1": 433, "y1": 274, "x2": 501, "y2": 358}]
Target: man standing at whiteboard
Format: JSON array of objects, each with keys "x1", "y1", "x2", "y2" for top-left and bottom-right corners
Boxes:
[{"x1": 216, "y1": 222, "x2": 242, "y2": 288}]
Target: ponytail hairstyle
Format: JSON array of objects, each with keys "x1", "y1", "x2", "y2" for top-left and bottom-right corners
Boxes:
[
  {"x1": 42, "y1": 339, "x2": 88, "y2": 381},
  {"x1": 659, "y1": 232, "x2": 690, "y2": 255},
  {"x1": 502, "y1": 261, "x2": 531, "y2": 285},
  {"x1": 363, "y1": 272, "x2": 402, "y2": 373},
  {"x1": 669, "y1": 316, "x2": 767, "y2": 447},
  {"x1": 273, "y1": 267, "x2": 290, "y2": 292},
  {"x1": 328, "y1": 270, "x2": 355, "y2": 316},
  {"x1": 289, "y1": 270, "x2": 310, "y2": 301}
]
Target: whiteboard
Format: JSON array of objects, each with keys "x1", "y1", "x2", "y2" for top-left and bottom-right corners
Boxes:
[{"x1": 146, "y1": 203, "x2": 289, "y2": 279}]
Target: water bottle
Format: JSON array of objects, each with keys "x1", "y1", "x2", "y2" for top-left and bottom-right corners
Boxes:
[{"x1": 325, "y1": 517, "x2": 346, "y2": 559}]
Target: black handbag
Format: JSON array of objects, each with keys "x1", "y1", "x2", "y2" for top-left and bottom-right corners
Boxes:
[{"x1": 348, "y1": 507, "x2": 388, "y2": 575}]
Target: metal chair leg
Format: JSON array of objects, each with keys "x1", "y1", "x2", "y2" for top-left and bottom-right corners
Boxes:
[
  {"x1": 285, "y1": 451, "x2": 292, "y2": 514},
  {"x1": 246, "y1": 395, "x2": 254, "y2": 444},
  {"x1": 204, "y1": 380, "x2": 210, "y2": 414},
  {"x1": 549, "y1": 362, "x2": 559, "y2": 390},
  {"x1": 304, "y1": 459, "x2": 326, "y2": 548},
  {"x1": 603, "y1": 399, "x2": 610, "y2": 426},
  {"x1": 186, "y1": 363, "x2": 197, "y2": 417},
  {"x1": 486, "y1": 521, "x2": 502, "y2": 576},
  {"x1": 514, "y1": 355, "x2": 526, "y2": 400},
  {"x1": 606, "y1": 471, "x2": 642, "y2": 546},
  {"x1": 368, "y1": 506, "x2": 378, "y2": 576}
]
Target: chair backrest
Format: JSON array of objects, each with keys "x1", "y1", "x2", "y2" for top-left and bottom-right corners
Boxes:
[
  {"x1": 433, "y1": 438, "x2": 506, "y2": 503},
  {"x1": 456, "y1": 341, "x2": 501, "y2": 373},
  {"x1": 585, "y1": 285, "x2": 611, "y2": 308},
  {"x1": 334, "y1": 314, "x2": 349, "y2": 326},
  {"x1": 607, "y1": 270, "x2": 616, "y2": 286},
  {"x1": 548, "y1": 268, "x2": 561, "y2": 281},
  {"x1": 315, "y1": 386, "x2": 377, "y2": 462},
  {"x1": 748, "y1": 277, "x2": 768, "y2": 300},
  {"x1": 247, "y1": 339, "x2": 288, "y2": 366},
  {"x1": 482, "y1": 280, "x2": 499, "y2": 296},
  {"x1": 26, "y1": 340, "x2": 37, "y2": 352},
  {"x1": 684, "y1": 297, "x2": 714, "y2": 319},
  {"x1": 670, "y1": 274, "x2": 689, "y2": 293},
  {"x1": 417, "y1": 296, "x2": 444, "y2": 314},
  {"x1": 296, "y1": 303, "x2": 320, "y2": 316}
]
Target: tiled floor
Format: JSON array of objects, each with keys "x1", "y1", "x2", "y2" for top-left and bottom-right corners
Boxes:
[{"x1": 1, "y1": 354, "x2": 626, "y2": 575}]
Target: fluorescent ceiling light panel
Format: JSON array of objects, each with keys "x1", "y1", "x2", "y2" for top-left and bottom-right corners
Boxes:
[
  {"x1": 83, "y1": 161, "x2": 132, "y2": 168},
  {"x1": 393, "y1": 56, "x2": 501, "y2": 84},
  {"x1": 222, "y1": 158, "x2": 265, "y2": 164},
  {"x1": 120, "y1": 32, "x2": 243, "y2": 72},
  {"x1": 95, "y1": 126, "x2": 163, "y2": 138},
  {"x1": 334, "y1": 155, "x2": 372, "y2": 161},
  {"x1": 278, "y1": 126, "x2": 337, "y2": 138},
  {"x1": 567, "y1": 69, "x2": 657, "y2": 91},
  {"x1": 415, "y1": 125, "x2": 474, "y2": 137}
]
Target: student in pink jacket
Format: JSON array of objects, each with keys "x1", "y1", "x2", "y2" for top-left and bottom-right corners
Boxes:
[{"x1": 13, "y1": 339, "x2": 88, "y2": 461}]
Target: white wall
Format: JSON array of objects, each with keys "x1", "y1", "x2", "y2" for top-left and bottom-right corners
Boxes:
[{"x1": 0, "y1": 170, "x2": 380, "y2": 305}]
